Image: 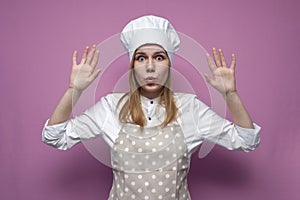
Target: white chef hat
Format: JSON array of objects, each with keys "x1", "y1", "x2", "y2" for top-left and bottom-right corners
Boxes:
[{"x1": 120, "y1": 15, "x2": 180, "y2": 64}]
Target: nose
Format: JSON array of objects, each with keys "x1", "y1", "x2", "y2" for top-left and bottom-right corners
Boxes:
[{"x1": 146, "y1": 58, "x2": 155, "y2": 72}]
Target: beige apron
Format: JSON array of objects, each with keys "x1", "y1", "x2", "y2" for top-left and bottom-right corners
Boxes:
[{"x1": 108, "y1": 122, "x2": 191, "y2": 200}]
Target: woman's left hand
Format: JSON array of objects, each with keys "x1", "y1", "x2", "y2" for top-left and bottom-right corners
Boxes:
[{"x1": 204, "y1": 48, "x2": 237, "y2": 96}]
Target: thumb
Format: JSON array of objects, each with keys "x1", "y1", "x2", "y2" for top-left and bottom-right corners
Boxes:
[
  {"x1": 204, "y1": 74, "x2": 212, "y2": 84},
  {"x1": 90, "y1": 68, "x2": 102, "y2": 81}
]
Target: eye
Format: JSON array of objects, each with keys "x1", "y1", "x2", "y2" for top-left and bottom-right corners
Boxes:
[
  {"x1": 136, "y1": 56, "x2": 146, "y2": 61},
  {"x1": 155, "y1": 55, "x2": 165, "y2": 61}
]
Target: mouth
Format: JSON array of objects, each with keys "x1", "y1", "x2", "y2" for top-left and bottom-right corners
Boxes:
[{"x1": 144, "y1": 77, "x2": 157, "y2": 84}]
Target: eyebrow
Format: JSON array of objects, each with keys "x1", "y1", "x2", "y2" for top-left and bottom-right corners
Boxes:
[{"x1": 135, "y1": 51, "x2": 167, "y2": 55}]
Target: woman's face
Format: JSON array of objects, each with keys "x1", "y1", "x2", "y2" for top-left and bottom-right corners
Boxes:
[{"x1": 133, "y1": 44, "x2": 170, "y2": 99}]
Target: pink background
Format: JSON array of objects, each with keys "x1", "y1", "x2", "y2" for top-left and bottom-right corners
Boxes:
[{"x1": 1, "y1": 0, "x2": 299, "y2": 199}]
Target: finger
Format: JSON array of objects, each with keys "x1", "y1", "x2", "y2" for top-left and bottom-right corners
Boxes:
[
  {"x1": 219, "y1": 49, "x2": 227, "y2": 67},
  {"x1": 72, "y1": 50, "x2": 77, "y2": 66},
  {"x1": 80, "y1": 46, "x2": 89, "y2": 65},
  {"x1": 86, "y1": 44, "x2": 96, "y2": 65},
  {"x1": 204, "y1": 73, "x2": 212, "y2": 84},
  {"x1": 206, "y1": 53, "x2": 217, "y2": 72},
  {"x1": 91, "y1": 49, "x2": 100, "y2": 69},
  {"x1": 230, "y1": 53, "x2": 236, "y2": 71},
  {"x1": 212, "y1": 47, "x2": 221, "y2": 67}
]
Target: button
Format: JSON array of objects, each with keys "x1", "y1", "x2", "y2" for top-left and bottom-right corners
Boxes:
[
  {"x1": 150, "y1": 101, "x2": 153, "y2": 104},
  {"x1": 148, "y1": 117, "x2": 152, "y2": 120}
]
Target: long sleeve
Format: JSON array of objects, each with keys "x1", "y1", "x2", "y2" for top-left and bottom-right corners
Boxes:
[
  {"x1": 193, "y1": 95, "x2": 261, "y2": 152},
  {"x1": 42, "y1": 93, "x2": 121, "y2": 150}
]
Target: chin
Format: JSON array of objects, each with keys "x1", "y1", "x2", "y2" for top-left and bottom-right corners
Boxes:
[{"x1": 141, "y1": 84, "x2": 163, "y2": 93}]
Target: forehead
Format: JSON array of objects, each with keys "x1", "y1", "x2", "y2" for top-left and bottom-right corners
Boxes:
[{"x1": 135, "y1": 44, "x2": 166, "y2": 53}]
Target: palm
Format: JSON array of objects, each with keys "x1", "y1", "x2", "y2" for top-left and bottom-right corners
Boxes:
[
  {"x1": 69, "y1": 45, "x2": 101, "y2": 92},
  {"x1": 205, "y1": 48, "x2": 236, "y2": 95}
]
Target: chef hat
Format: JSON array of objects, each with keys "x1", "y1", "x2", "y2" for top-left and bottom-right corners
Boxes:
[{"x1": 120, "y1": 15, "x2": 180, "y2": 64}]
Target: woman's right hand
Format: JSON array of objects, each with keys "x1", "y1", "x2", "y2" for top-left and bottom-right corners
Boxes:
[{"x1": 69, "y1": 45, "x2": 101, "y2": 92}]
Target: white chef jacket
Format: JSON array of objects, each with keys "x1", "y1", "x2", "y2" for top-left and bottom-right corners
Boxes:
[{"x1": 42, "y1": 93, "x2": 261, "y2": 154}]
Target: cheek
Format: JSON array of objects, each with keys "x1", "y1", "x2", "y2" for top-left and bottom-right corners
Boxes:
[
  {"x1": 133, "y1": 69, "x2": 144, "y2": 84},
  {"x1": 158, "y1": 68, "x2": 169, "y2": 81}
]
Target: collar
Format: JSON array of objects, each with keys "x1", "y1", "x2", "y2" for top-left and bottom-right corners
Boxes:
[{"x1": 140, "y1": 95, "x2": 159, "y2": 107}]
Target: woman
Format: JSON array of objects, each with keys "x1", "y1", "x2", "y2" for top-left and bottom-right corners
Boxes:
[{"x1": 43, "y1": 15, "x2": 261, "y2": 200}]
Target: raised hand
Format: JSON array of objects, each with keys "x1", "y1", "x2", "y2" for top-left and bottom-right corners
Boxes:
[
  {"x1": 204, "y1": 48, "x2": 237, "y2": 96},
  {"x1": 69, "y1": 45, "x2": 101, "y2": 92}
]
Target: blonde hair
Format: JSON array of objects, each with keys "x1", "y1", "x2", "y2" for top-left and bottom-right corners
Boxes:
[{"x1": 117, "y1": 47, "x2": 178, "y2": 127}]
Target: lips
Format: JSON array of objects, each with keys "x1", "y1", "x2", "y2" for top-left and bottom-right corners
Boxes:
[{"x1": 145, "y1": 77, "x2": 157, "y2": 84}]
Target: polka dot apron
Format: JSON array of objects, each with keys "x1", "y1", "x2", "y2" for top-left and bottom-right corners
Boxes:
[{"x1": 108, "y1": 122, "x2": 191, "y2": 200}]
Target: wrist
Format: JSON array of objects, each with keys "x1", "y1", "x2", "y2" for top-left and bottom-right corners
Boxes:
[
  {"x1": 68, "y1": 86, "x2": 83, "y2": 95},
  {"x1": 223, "y1": 90, "x2": 238, "y2": 99},
  {"x1": 226, "y1": 90, "x2": 237, "y2": 96}
]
